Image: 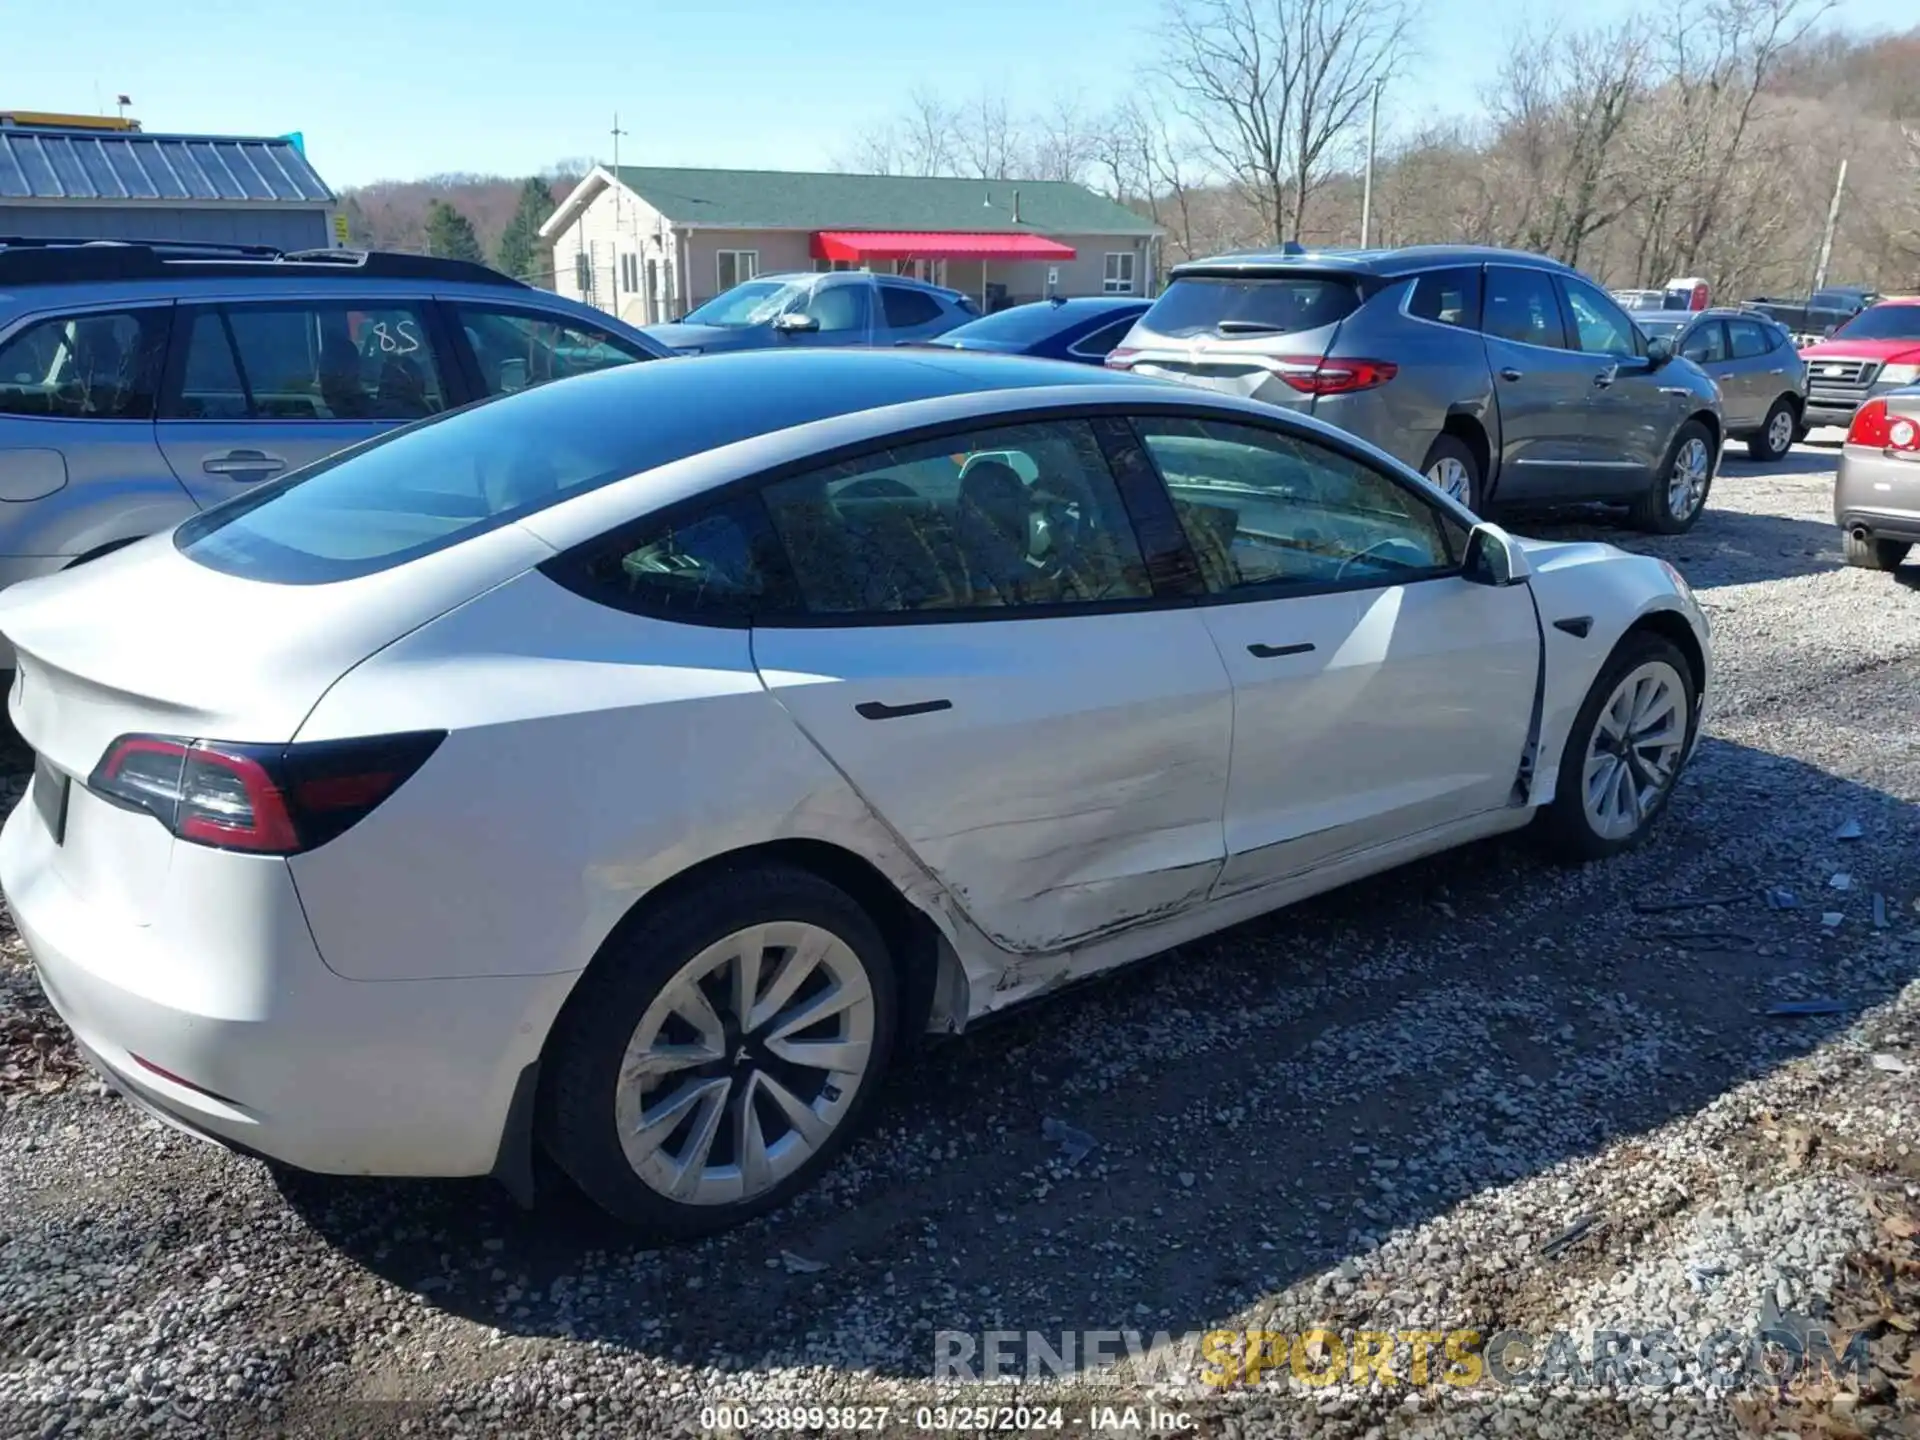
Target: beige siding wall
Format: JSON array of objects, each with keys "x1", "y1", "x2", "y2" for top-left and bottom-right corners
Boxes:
[
  {"x1": 680, "y1": 230, "x2": 816, "y2": 309},
  {"x1": 549, "y1": 177, "x2": 681, "y2": 325}
]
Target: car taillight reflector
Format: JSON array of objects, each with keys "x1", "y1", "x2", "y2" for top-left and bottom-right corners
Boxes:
[
  {"x1": 90, "y1": 731, "x2": 445, "y2": 855},
  {"x1": 1271, "y1": 355, "x2": 1398, "y2": 395},
  {"x1": 1848, "y1": 400, "x2": 1891, "y2": 449}
]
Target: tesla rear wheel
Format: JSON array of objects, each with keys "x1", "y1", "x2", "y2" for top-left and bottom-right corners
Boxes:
[
  {"x1": 1420, "y1": 435, "x2": 1481, "y2": 512},
  {"x1": 1844, "y1": 531, "x2": 1911, "y2": 572},
  {"x1": 1746, "y1": 399, "x2": 1797, "y2": 462},
  {"x1": 1534, "y1": 633, "x2": 1698, "y2": 863},
  {"x1": 542, "y1": 864, "x2": 897, "y2": 1236},
  {"x1": 1629, "y1": 422, "x2": 1714, "y2": 535}
]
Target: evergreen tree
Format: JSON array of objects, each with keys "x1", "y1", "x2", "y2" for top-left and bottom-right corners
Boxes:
[
  {"x1": 496, "y1": 177, "x2": 557, "y2": 285},
  {"x1": 423, "y1": 199, "x2": 485, "y2": 264}
]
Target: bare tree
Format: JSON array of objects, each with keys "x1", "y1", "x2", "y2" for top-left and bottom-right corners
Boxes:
[
  {"x1": 838, "y1": 88, "x2": 958, "y2": 176},
  {"x1": 954, "y1": 90, "x2": 1022, "y2": 179},
  {"x1": 1157, "y1": 0, "x2": 1411, "y2": 245}
]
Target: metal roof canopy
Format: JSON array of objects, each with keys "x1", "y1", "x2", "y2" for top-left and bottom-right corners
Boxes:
[
  {"x1": 812, "y1": 231, "x2": 1078, "y2": 262},
  {"x1": 0, "y1": 127, "x2": 333, "y2": 204}
]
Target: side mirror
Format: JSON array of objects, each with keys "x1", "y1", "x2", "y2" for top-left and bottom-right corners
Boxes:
[
  {"x1": 773, "y1": 312, "x2": 819, "y2": 334},
  {"x1": 496, "y1": 358, "x2": 529, "y2": 393},
  {"x1": 1645, "y1": 336, "x2": 1674, "y2": 367},
  {"x1": 1463, "y1": 522, "x2": 1531, "y2": 587}
]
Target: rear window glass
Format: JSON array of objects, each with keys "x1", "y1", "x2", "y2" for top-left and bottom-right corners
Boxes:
[
  {"x1": 936, "y1": 303, "x2": 1085, "y2": 348},
  {"x1": 1140, "y1": 275, "x2": 1363, "y2": 339}
]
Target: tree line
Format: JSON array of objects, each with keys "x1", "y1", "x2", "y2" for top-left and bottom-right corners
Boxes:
[{"x1": 843, "y1": 0, "x2": 1918, "y2": 299}]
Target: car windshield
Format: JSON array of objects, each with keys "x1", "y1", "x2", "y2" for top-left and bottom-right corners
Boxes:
[
  {"x1": 931, "y1": 303, "x2": 1098, "y2": 348},
  {"x1": 1829, "y1": 306, "x2": 1920, "y2": 341},
  {"x1": 1141, "y1": 275, "x2": 1363, "y2": 338},
  {"x1": 682, "y1": 279, "x2": 815, "y2": 327}
]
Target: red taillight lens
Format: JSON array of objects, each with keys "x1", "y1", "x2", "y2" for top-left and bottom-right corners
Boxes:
[
  {"x1": 90, "y1": 731, "x2": 444, "y2": 854},
  {"x1": 1271, "y1": 355, "x2": 1399, "y2": 395},
  {"x1": 1848, "y1": 400, "x2": 1890, "y2": 448},
  {"x1": 1105, "y1": 346, "x2": 1140, "y2": 369}
]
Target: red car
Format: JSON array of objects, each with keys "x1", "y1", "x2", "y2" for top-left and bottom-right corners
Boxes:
[{"x1": 1801, "y1": 297, "x2": 1920, "y2": 429}]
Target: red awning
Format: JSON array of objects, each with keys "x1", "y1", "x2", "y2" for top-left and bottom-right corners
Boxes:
[{"x1": 811, "y1": 231, "x2": 1077, "y2": 262}]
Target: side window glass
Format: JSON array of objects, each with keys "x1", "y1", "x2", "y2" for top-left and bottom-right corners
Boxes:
[
  {"x1": 879, "y1": 286, "x2": 944, "y2": 330},
  {"x1": 1406, "y1": 268, "x2": 1483, "y2": 329},
  {"x1": 1135, "y1": 417, "x2": 1458, "y2": 593},
  {"x1": 170, "y1": 303, "x2": 448, "y2": 420},
  {"x1": 760, "y1": 419, "x2": 1152, "y2": 615},
  {"x1": 456, "y1": 306, "x2": 651, "y2": 395},
  {"x1": 804, "y1": 285, "x2": 869, "y2": 334},
  {"x1": 572, "y1": 493, "x2": 793, "y2": 619},
  {"x1": 0, "y1": 309, "x2": 169, "y2": 419},
  {"x1": 1727, "y1": 319, "x2": 1773, "y2": 359},
  {"x1": 1680, "y1": 322, "x2": 1727, "y2": 365},
  {"x1": 1562, "y1": 278, "x2": 1638, "y2": 358},
  {"x1": 1482, "y1": 267, "x2": 1566, "y2": 349},
  {"x1": 1069, "y1": 317, "x2": 1139, "y2": 358}
]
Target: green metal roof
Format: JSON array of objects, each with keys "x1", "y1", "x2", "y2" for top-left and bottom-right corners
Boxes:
[{"x1": 611, "y1": 166, "x2": 1158, "y2": 236}]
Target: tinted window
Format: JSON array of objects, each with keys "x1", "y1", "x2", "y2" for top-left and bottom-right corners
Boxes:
[
  {"x1": 936, "y1": 302, "x2": 1082, "y2": 349},
  {"x1": 1831, "y1": 306, "x2": 1920, "y2": 341},
  {"x1": 456, "y1": 305, "x2": 651, "y2": 396},
  {"x1": 1726, "y1": 319, "x2": 1775, "y2": 359},
  {"x1": 0, "y1": 309, "x2": 169, "y2": 419},
  {"x1": 1406, "y1": 268, "x2": 1482, "y2": 329},
  {"x1": 167, "y1": 303, "x2": 446, "y2": 421},
  {"x1": 1482, "y1": 267, "x2": 1566, "y2": 349},
  {"x1": 1140, "y1": 275, "x2": 1363, "y2": 339},
  {"x1": 1137, "y1": 418, "x2": 1458, "y2": 592},
  {"x1": 567, "y1": 492, "x2": 795, "y2": 619},
  {"x1": 1561, "y1": 278, "x2": 1638, "y2": 357},
  {"x1": 760, "y1": 419, "x2": 1151, "y2": 615},
  {"x1": 879, "y1": 286, "x2": 944, "y2": 329},
  {"x1": 1680, "y1": 321, "x2": 1728, "y2": 365},
  {"x1": 1069, "y1": 316, "x2": 1142, "y2": 358}
]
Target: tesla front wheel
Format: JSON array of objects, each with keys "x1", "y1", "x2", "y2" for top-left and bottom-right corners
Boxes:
[
  {"x1": 1534, "y1": 633, "x2": 1698, "y2": 863},
  {"x1": 542, "y1": 864, "x2": 897, "y2": 1236}
]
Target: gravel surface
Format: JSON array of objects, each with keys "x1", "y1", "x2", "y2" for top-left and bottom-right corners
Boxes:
[{"x1": 2, "y1": 438, "x2": 1918, "y2": 1439}]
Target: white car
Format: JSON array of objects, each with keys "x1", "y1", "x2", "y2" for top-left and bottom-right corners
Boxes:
[{"x1": 0, "y1": 350, "x2": 1711, "y2": 1236}]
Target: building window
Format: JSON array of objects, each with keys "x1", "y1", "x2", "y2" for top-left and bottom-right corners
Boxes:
[
  {"x1": 574, "y1": 250, "x2": 592, "y2": 296},
  {"x1": 892, "y1": 259, "x2": 945, "y2": 285},
  {"x1": 620, "y1": 253, "x2": 641, "y2": 294},
  {"x1": 1103, "y1": 252, "x2": 1137, "y2": 295},
  {"x1": 716, "y1": 250, "x2": 759, "y2": 292}
]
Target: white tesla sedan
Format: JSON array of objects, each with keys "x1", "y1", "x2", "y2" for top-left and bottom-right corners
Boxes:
[{"x1": 0, "y1": 350, "x2": 1709, "y2": 1235}]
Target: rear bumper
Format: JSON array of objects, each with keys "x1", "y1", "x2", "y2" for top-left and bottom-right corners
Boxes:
[
  {"x1": 1834, "y1": 446, "x2": 1920, "y2": 541},
  {"x1": 0, "y1": 795, "x2": 577, "y2": 1180},
  {"x1": 0, "y1": 557, "x2": 73, "y2": 670}
]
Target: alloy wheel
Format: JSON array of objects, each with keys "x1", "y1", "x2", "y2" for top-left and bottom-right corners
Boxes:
[
  {"x1": 1581, "y1": 659, "x2": 1688, "y2": 842},
  {"x1": 1766, "y1": 407, "x2": 1795, "y2": 456},
  {"x1": 613, "y1": 921, "x2": 875, "y2": 1206},
  {"x1": 1426, "y1": 456, "x2": 1473, "y2": 505},
  {"x1": 1666, "y1": 437, "x2": 1711, "y2": 521}
]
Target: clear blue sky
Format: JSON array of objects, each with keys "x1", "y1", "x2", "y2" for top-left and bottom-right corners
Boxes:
[{"x1": 2, "y1": 0, "x2": 1910, "y2": 189}]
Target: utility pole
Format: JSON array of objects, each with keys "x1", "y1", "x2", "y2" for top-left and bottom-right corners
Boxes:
[
  {"x1": 1359, "y1": 77, "x2": 1381, "y2": 249},
  {"x1": 608, "y1": 113, "x2": 629, "y2": 314},
  {"x1": 1810, "y1": 156, "x2": 1847, "y2": 295}
]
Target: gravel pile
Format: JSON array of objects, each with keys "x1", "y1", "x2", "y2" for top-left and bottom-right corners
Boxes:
[{"x1": 1, "y1": 442, "x2": 1916, "y2": 1439}]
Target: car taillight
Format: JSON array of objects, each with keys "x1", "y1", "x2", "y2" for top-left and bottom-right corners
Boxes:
[
  {"x1": 90, "y1": 731, "x2": 445, "y2": 855},
  {"x1": 1848, "y1": 400, "x2": 1891, "y2": 448},
  {"x1": 1105, "y1": 346, "x2": 1140, "y2": 369},
  {"x1": 1272, "y1": 355, "x2": 1398, "y2": 395}
]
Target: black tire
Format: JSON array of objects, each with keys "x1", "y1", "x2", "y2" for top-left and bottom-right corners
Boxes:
[
  {"x1": 1532, "y1": 631, "x2": 1700, "y2": 864},
  {"x1": 1628, "y1": 420, "x2": 1716, "y2": 535},
  {"x1": 1844, "y1": 530, "x2": 1911, "y2": 572},
  {"x1": 1418, "y1": 434, "x2": 1482, "y2": 513},
  {"x1": 1745, "y1": 398, "x2": 1798, "y2": 462},
  {"x1": 541, "y1": 863, "x2": 898, "y2": 1236}
]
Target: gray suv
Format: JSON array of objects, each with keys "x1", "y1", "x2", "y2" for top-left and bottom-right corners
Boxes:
[
  {"x1": 1109, "y1": 245, "x2": 1725, "y2": 533},
  {"x1": 643, "y1": 271, "x2": 976, "y2": 355},
  {"x1": 0, "y1": 238, "x2": 669, "y2": 669}
]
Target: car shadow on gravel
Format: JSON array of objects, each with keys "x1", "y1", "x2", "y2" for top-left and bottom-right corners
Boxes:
[
  {"x1": 276, "y1": 734, "x2": 1920, "y2": 1380},
  {"x1": 1512, "y1": 506, "x2": 1842, "y2": 588}
]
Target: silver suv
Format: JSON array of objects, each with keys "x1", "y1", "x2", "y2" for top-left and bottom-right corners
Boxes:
[
  {"x1": 0, "y1": 238, "x2": 669, "y2": 670},
  {"x1": 1108, "y1": 245, "x2": 1724, "y2": 533}
]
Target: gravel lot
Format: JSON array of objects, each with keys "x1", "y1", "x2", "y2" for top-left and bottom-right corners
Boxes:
[{"x1": 3, "y1": 437, "x2": 1918, "y2": 1439}]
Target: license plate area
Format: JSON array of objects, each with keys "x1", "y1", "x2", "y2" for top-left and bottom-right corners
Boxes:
[{"x1": 32, "y1": 755, "x2": 69, "y2": 846}]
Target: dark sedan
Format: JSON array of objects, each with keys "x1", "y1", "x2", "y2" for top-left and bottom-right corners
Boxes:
[{"x1": 914, "y1": 296, "x2": 1151, "y2": 364}]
